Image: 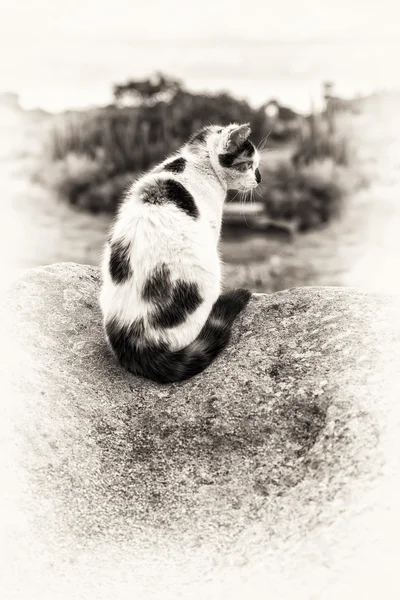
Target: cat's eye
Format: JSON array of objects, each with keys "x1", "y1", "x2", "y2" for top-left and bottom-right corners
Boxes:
[{"x1": 236, "y1": 161, "x2": 253, "y2": 171}]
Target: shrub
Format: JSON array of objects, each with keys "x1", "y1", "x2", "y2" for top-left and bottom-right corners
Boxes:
[
  {"x1": 251, "y1": 109, "x2": 360, "y2": 231},
  {"x1": 41, "y1": 88, "x2": 268, "y2": 212},
  {"x1": 39, "y1": 78, "x2": 358, "y2": 231},
  {"x1": 293, "y1": 112, "x2": 351, "y2": 167},
  {"x1": 258, "y1": 157, "x2": 351, "y2": 231}
]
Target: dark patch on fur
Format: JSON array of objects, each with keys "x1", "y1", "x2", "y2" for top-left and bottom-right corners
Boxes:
[
  {"x1": 142, "y1": 264, "x2": 172, "y2": 302},
  {"x1": 105, "y1": 316, "x2": 181, "y2": 382},
  {"x1": 141, "y1": 179, "x2": 199, "y2": 219},
  {"x1": 188, "y1": 126, "x2": 211, "y2": 145},
  {"x1": 105, "y1": 288, "x2": 251, "y2": 383},
  {"x1": 219, "y1": 140, "x2": 255, "y2": 169},
  {"x1": 240, "y1": 140, "x2": 256, "y2": 157},
  {"x1": 106, "y1": 316, "x2": 154, "y2": 372},
  {"x1": 164, "y1": 180, "x2": 198, "y2": 219},
  {"x1": 199, "y1": 289, "x2": 251, "y2": 338},
  {"x1": 163, "y1": 157, "x2": 186, "y2": 173},
  {"x1": 105, "y1": 317, "x2": 145, "y2": 362},
  {"x1": 255, "y1": 168, "x2": 261, "y2": 183},
  {"x1": 109, "y1": 239, "x2": 132, "y2": 284},
  {"x1": 142, "y1": 265, "x2": 202, "y2": 328},
  {"x1": 151, "y1": 280, "x2": 202, "y2": 328}
]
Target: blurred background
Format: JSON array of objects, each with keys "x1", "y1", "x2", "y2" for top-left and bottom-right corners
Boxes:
[{"x1": 1, "y1": 0, "x2": 400, "y2": 294}]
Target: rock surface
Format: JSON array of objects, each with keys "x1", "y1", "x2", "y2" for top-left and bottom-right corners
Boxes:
[{"x1": 1, "y1": 262, "x2": 400, "y2": 600}]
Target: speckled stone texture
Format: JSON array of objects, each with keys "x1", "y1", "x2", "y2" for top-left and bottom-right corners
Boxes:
[{"x1": 1, "y1": 262, "x2": 400, "y2": 600}]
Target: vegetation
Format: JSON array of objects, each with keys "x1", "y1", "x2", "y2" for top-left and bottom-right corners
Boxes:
[
  {"x1": 40, "y1": 81, "x2": 268, "y2": 212},
  {"x1": 258, "y1": 158, "x2": 351, "y2": 232},
  {"x1": 113, "y1": 72, "x2": 182, "y2": 106},
  {"x1": 38, "y1": 73, "x2": 358, "y2": 228},
  {"x1": 255, "y1": 111, "x2": 360, "y2": 231},
  {"x1": 293, "y1": 111, "x2": 350, "y2": 167}
]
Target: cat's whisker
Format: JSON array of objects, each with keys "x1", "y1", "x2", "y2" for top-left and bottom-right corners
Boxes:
[
  {"x1": 240, "y1": 189, "x2": 252, "y2": 228},
  {"x1": 257, "y1": 130, "x2": 272, "y2": 152},
  {"x1": 229, "y1": 189, "x2": 241, "y2": 204},
  {"x1": 241, "y1": 194, "x2": 249, "y2": 227}
]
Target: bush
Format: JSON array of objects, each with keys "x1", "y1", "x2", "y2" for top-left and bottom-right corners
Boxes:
[
  {"x1": 251, "y1": 110, "x2": 359, "y2": 231},
  {"x1": 293, "y1": 112, "x2": 351, "y2": 167},
  {"x1": 41, "y1": 89, "x2": 268, "y2": 212},
  {"x1": 259, "y1": 158, "x2": 352, "y2": 231},
  {"x1": 38, "y1": 78, "x2": 358, "y2": 231}
]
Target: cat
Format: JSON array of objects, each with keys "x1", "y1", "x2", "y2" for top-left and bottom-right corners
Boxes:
[{"x1": 100, "y1": 123, "x2": 262, "y2": 383}]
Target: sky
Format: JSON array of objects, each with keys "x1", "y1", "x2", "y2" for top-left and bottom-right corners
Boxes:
[
  {"x1": 1, "y1": 0, "x2": 399, "y2": 111},
  {"x1": 1, "y1": 0, "x2": 399, "y2": 42}
]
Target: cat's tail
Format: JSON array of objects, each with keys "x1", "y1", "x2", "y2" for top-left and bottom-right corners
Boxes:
[
  {"x1": 106, "y1": 289, "x2": 251, "y2": 384},
  {"x1": 173, "y1": 288, "x2": 252, "y2": 383}
]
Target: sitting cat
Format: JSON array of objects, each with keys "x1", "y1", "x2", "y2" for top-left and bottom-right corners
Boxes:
[{"x1": 100, "y1": 123, "x2": 261, "y2": 383}]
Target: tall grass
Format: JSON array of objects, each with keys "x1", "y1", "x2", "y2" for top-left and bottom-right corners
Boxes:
[
  {"x1": 258, "y1": 158, "x2": 353, "y2": 231},
  {"x1": 39, "y1": 91, "x2": 268, "y2": 212},
  {"x1": 293, "y1": 111, "x2": 351, "y2": 166},
  {"x1": 46, "y1": 108, "x2": 181, "y2": 171},
  {"x1": 255, "y1": 112, "x2": 359, "y2": 231},
  {"x1": 37, "y1": 90, "x2": 358, "y2": 227}
]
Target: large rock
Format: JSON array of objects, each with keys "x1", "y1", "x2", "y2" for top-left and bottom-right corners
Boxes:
[{"x1": 1, "y1": 263, "x2": 400, "y2": 599}]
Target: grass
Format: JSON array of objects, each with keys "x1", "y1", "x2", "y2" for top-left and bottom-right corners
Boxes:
[
  {"x1": 256, "y1": 156, "x2": 355, "y2": 232},
  {"x1": 39, "y1": 107, "x2": 357, "y2": 230},
  {"x1": 228, "y1": 112, "x2": 361, "y2": 233},
  {"x1": 293, "y1": 111, "x2": 351, "y2": 167},
  {"x1": 30, "y1": 80, "x2": 363, "y2": 272},
  {"x1": 37, "y1": 90, "x2": 269, "y2": 212},
  {"x1": 6, "y1": 91, "x2": 393, "y2": 298}
]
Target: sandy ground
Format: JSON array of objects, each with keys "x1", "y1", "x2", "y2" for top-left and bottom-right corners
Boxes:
[{"x1": 1, "y1": 92, "x2": 400, "y2": 294}]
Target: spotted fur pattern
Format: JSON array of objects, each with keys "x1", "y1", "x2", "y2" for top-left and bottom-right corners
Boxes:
[
  {"x1": 218, "y1": 139, "x2": 255, "y2": 168},
  {"x1": 100, "y1": 123, "x2": 261, "y2": 383},
  {"x1": 163, "y1": 157, "x2": 187, "y2": 173},
  {"x1": 141, "y1": 179, "x2": 199, "y2": 219}
]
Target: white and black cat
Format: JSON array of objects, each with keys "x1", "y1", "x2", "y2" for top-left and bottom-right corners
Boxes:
[{"x1": 100, "y1": 123, "x2": 262, "y2": 383}]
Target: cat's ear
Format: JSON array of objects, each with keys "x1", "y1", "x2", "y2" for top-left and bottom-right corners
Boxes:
[{"x1": 222, "y1": 123, "x2": 251, "y2": 153}]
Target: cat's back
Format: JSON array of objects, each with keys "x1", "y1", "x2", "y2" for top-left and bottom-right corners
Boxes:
[
  {"x1": 100, "y1": 155, "x2": 223, "y2": 320},
  {"x1": 112, "y1": 155, "x2": 220, "y2": 262}
]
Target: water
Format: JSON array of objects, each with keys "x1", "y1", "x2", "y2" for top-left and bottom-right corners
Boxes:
[{"x1": 6, "y1": 38, "x2": 400, "y2": 113}]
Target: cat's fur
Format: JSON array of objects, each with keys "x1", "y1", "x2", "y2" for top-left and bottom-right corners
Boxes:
[{"x1": 100, "y1": 123, "x2": 261, "y2": 383}]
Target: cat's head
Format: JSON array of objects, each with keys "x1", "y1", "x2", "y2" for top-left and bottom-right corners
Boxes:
[{"x1": 188, "y1": 123, "x2": 261, "y2": 191}]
